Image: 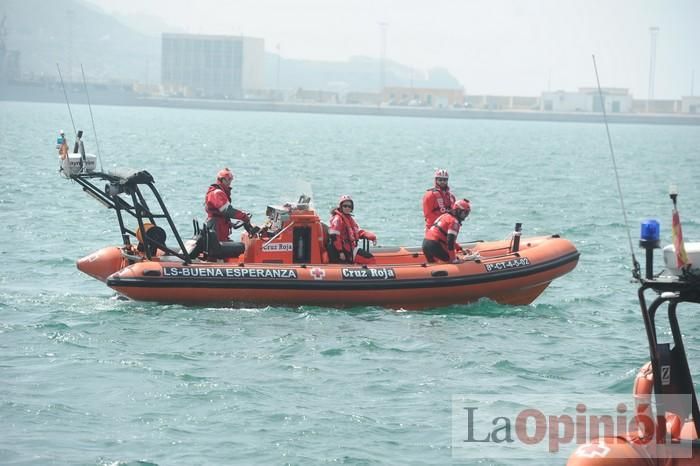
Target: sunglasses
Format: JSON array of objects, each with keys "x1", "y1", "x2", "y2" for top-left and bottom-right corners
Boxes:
[
  {"x1": 436, "y1": 178, "x2": 448, "y2": 182},
  {"x1": 341, "y1": 204, "x2": 353, "y2": 209}
]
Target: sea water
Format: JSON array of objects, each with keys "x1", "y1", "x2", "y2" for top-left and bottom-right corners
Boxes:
[{"x1": 1, "y1": 101, "x2": 699, "y2": 465}]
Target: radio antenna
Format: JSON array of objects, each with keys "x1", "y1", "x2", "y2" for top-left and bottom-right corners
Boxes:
[{"x1": 592, "y1": 55, "x2": 640, "y2": 280}]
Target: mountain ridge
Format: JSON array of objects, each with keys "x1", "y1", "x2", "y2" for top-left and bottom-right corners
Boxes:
[{"x1": 2, "y1": 0, "x2": 462, "y2": 91}]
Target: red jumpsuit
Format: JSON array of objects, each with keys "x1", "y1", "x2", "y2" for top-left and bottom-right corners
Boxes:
[
  {"x1": 422, "y1": 186, "x2": 456, "y2": 230},
  {"x1": 205, "y1": 183, "x2": 249, "y2": 241},
  {"x1": 328, "y1": 209, "x2": 377, "y2": 264},
  {"x1": 423, "y1": 212, "x2": 462, "y2": 262}
]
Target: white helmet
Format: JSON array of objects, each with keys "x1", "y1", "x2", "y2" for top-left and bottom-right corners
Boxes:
[{"x1": 434, "y1": 168, "x2": 449, "y2": 179}]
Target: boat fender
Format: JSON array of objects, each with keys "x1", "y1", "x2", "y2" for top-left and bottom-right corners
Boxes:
[
  {"x1": 632, "y1": 362, "x2": 655, "y2": 439},
  {"x1": 632, "y1": 361, "x2": 683, "y2": 440}
]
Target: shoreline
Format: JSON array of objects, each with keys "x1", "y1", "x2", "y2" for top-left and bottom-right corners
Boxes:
[
  {"x1": 2, "y1": 85, "x2": 699, "y2": 125},
  {"x1": 142, "y1": 97, "x2": 700, "y2": 125}
]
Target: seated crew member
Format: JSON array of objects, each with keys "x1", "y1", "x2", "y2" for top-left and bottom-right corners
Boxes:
[
  {"x1": 205, "y1": 168, "x2": 258, "y2": 241},
  {"x1": 328, "y1": 195, "x2": 377, "y2": 264},
  {"x1": 422, "y1": 168, "x2": 456, "y2": 231},
  {"x1": 422, "y1": 199, "x2": 471, "y2": 263}
]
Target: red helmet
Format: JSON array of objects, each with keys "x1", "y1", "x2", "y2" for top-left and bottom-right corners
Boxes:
[
  {"x1": 338, "y1": 194, "x2": 354, "y2": 209},
  {"x1": 217, "y1": 168, "x2": 234, "y2": 182},
  {"x1": 454, "y1": 198, "x2": 471, "y2": 212},
  {"x1": 434, "y1": 168, "x2": 449, "y2": 179}
]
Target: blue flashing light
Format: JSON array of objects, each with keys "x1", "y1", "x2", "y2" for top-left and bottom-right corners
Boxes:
[{"x1": 640, "y1": 219, "x2": 660, "y2": 242}]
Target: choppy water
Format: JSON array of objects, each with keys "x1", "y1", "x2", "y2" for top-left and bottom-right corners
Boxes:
[{"x1": 1, "y1": 101, "x2": 699, "y2": 465}]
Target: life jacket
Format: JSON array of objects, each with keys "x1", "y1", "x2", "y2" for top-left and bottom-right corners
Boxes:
[
  {"x1": 422, "y1": 186, "x2": 456, "y2": 228},
  {"x1": 329, "y1": 209, "x2": 361, "y2": 256},
  {"x1": 425, "y1": 212, "x2": 461, "y2": 260},
  {"x1": 205, "y1": 183, "x2": 231, "y2": 217},
  {"x1": 205, "y1": 183, "x2": 232, "y2": 241},
  {"x1": 58, "y1": 139, "x2": 69, "y2": 160}
]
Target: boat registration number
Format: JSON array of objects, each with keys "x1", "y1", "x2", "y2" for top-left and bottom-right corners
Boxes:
[{"x1": 484, "y1": 257, "x2": 530, "y2": 272}]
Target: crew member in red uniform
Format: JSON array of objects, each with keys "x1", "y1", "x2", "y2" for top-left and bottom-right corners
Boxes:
[
  {"x1": 422, "y1": 199, "x2": 471, "y2": 263},
  {"x1": 328, "y1": 195, "x2": 377, "y2": 264},
  {"x1": 205, "y1": 168, "x2": 257, "y2": 241},
  {"x1": 422, "y1": 168, "x2": 456, "y2": 231}
]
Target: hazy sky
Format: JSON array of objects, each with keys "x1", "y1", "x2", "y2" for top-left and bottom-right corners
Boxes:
[{"x1": 87, "y1": 0, "x2": 699, "y2": 99}]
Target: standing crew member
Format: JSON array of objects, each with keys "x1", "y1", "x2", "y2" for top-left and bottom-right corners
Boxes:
[
  {"x1": 422, "y1": 199, "x2": 471, "y2": 263},
  {"x1": 57, "y1": 130, "x2": 69, "y2": 159},
  {"x1": 328, "y1": 195, "x2": 377, "y2": 264},
  {"x1": 205, "y1": 168, "x2": 257, "y2": 241},
  {"x1": 422, "y1": 168, "x2": 456, "y2": 230}
]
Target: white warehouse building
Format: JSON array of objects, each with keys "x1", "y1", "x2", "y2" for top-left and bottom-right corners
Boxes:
[{"x1": 541, "y1": 88, "x2": 632, "y2": 113}]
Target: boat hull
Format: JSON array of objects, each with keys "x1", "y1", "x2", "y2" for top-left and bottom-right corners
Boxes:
[
  {"x1": 103, "y1": 236, "x2": 579, "y2": 309},
  {"x1": 77, "y1": 246, "x2": 128, "y2": 282}
]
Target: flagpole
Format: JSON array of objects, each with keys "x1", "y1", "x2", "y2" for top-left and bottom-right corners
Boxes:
[{"x1": 669, "y1": 184, "x2": 689, "y2": 269}]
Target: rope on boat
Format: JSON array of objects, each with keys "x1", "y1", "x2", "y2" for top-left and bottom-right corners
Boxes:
[
  {"x1": 81, "y1": 64, "x2": 104, "y2": 172},
  {"x1": 56, "y1": 63, "x2": 77, "y2": 138},
  {"x1": 592, "y1": 54, "x2": 641, "y2": 280}
]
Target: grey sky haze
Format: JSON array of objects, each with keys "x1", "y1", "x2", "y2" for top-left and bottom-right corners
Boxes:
[{"x1": 86, "y1": 0, "x2": 699, "y2": 99}]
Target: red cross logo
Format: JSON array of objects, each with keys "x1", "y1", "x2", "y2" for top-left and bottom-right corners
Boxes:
[
  {"x1": 575, "y1": 442, "x2": 610, "y2": 458},
  {"x1": 310, "y1": 267, "x2": 325, "y2": 280}
]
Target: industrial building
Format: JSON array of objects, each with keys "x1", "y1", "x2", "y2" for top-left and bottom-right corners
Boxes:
[
  {"x1": 681, "y1": 96, "x2": 700, "y2": 114},
  {"x1": 540, "y1": 88, "x2": 632, "y2": 113},
  {"x1": 381, "y1": 86, "x2": 464, "y2": 108},
  {"x1": 161, "y1": 33, "x2": 264, "y2": 99}
]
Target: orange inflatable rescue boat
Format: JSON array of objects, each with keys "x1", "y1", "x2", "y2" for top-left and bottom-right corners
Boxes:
[
  {"x1": 567, "y1": 195, "x2": 699, "y2": 465},
  {"x1": 62, "y1": 140, "x2": 579, "y2": 309}
]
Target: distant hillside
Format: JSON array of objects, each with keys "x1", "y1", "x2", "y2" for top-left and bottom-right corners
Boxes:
[
  {"x1": 2, "y1": 0, "x2": 462, "y2": 91},
  {"x1": 265, "y1": 55, "x2": 462, "y2": 92},
  {"x1": 2, "y1": 0, "x2": 159, "y2": 84}
]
